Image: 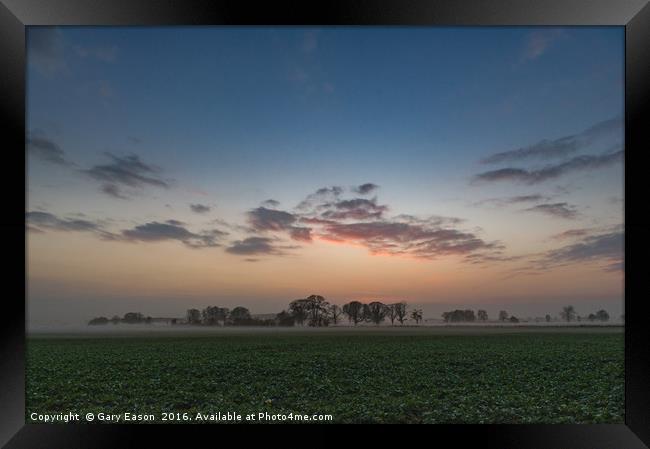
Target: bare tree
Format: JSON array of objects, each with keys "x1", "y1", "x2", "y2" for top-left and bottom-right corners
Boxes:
[
  {"x1": 216, "y1": 307, "x2": 229, "y2": 325},
  {"x1": 342, "y1": 301, "x2": 366, "y2": 326},
  {"x1": 560, "y1": 305, "x2": 576, "y2": 322},
  {"x1": 305, "y1": 295, "x2": 330, "y2": 327},
  {"x1": 289, "y1": 298, "x2": 310, "y2": 326},
  {"x1": 186, "y1": 309, "x2": 201, "y2": 325},
  {"x1": 387, "y1": 304, "x2": 399, "y2": 325},
  {"x1": 367, "y1": 302, "x2": 389, "y2": 325},
  {"x1": 394, "y1": 302, "x2": 408, "y2": 325},
  {"x1": 329, "y1": 304, "x2": 343, "y2": 325},
  {"x1": 411, "y1": 308, "x2": 423, "y2": 324}
]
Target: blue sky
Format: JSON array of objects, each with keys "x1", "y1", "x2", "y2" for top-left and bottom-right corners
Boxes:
[{"x1": 26, "y1": 27, "x2": 624, "y2": 324}]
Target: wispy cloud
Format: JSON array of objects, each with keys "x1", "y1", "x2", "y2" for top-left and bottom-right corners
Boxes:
[
  {"x1": 101, "y1": 183, "x2": 128, "y2": 199},
  {"x1": 226, "y1": 237, "x2": 291, "y2": 255},
  {"x1": 353, "y1": 183, "x2": 379, "y2": 195},
  {"x1": 26, "y1": 211, "x2": 100, "y2": 233},
  {"x1": 321, "y1": 197, "x2": 388, "y2": 221},
  {"x1": 247, "y1": 207, "x2": 312, "y2": 242},
  {"x1": 296, "y1": 186, "x2": 343, "y2": 210},
  {"x1": 475, "y1": 194, "x2": 548, "y2": 207},
  {"x1": 550, "y1": 228, "x2": 590, "y2": 240},
  {"x1": 248, "y1": 207, "x2": 296, "y2": 231},
  {"x1": 26, "y1": 134, "x2": 70, "y2": 166},
  {"x1": 190, "y1": 203, "x2": 211, "y2": 214},
  {"x1": 120, "y1": 221, "x2": 224, "y2": 248},
  {"x1": 27, "y1": 210, "x2": 227, "y2": 249},
  {"x1": 523, "y1": 202, "x2": 579, "y2": 220},
  {"x1": 481, "y1": 117, "x2": 622, "y2": 164},
  {"x1": 84, "y1": 153, "x2": 171, "y2": 199},
  {"x1": 501, "y1": 226, "x2": 624, "y2": 275},
  {"x1": 473, "y1": 150, "x2": 623, "y2": 185},
  {"x1": 318, "y1": 219, "x2": 503, "y2": 260},
  {"x1": 521, "y1": 29, "x2": 566, "y2": 62},
  {"x1": 542, "y1": 230, "x2": 623, "y2": 270},
  {"x1": 240, "y1": 186, "x2": 507, "y2": 261}
]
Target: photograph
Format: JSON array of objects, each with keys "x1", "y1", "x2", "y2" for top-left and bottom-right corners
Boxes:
[{"x1": 24, "y1": 25, "x2": 626, "y2": 425}]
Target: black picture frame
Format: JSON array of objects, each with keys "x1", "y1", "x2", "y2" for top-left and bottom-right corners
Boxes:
[{"x1": 2, "y1": 0, "x2": 649, "y2": 447}]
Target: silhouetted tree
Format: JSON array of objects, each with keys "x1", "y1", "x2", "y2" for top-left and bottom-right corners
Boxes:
[
  {"x1": 442, "y1": 309, "x2": 476, "y2": 323},
  {"x1": 230, "y1": 306, "x2": 252, "y2": 324},
  {"x1": 387, "y1": 304, "x2": 399, "y2": 325},
  {"x1": 289, "y1": 298, "x2": 310, "y2": 326},
  {"x1": 110, "y1": 315, "x2": 120, "y2": 325},
  {"x1": 343, "y1": 301, "x2": 366, "y2": 326},
  {"x1": 498, "y1": 310, "x2": 509, "y2": 322},
  {"x1": 545, "y1": 314, "x2": 552, "y2": 323},
  {"x1": 478, "y1": 310, "x2": 488, "y2": 321},
  {"x1": 587, "y1": 313, "x2": 597, "y2": 322},
  {"x1": 411, "y1": 308, "x2": 423, "y2": 324},
  {"x1": 304, "y1": 295, "x2": 330, "y2": 327},
  {"x1": 276, "y1": 310, "x2": 295, "y2": 326},
  {"x1": 328, "y1": 304, "x2": 343, "y2": 325},
  {"x1": 366, "y1": 302, "x2": 389, "y2": 325},
  {"x1": 186, "y1": 309, "x2": 201, "y2": 325},
  {"x1": 560, "y1": 305, "x2": 576, "y2": 322},
  {"x1": 509, "y1": 316, "x2": 519, "y2": 323},
  {"x1": 595, "y1": 310, "x2": 610, "y2": 322},
  {"x1": 200, "y1": 306, "x2": 229, "y2": 325},
  {"x1": 394, "y1": 302, "x2": 408, "y2": 325},
  {"x1": 202, "y1": 306, "x2": 221, "y2": 325},
  {"x1": 123, "y1": 312, "x2": 144, "y2": 324},
  {"x1": 217, "y1": 307, "x2": 230, "y2": 325},
  {"x1": 88, "y1": 316, "x2": 109, "y2": 325}
]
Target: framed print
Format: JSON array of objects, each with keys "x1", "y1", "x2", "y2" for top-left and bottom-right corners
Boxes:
[{"x1": 1, "y1": 0, "x2": 649, "y2": 447}]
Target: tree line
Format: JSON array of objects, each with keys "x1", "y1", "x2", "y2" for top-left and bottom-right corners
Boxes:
[
  {"x1": 88, "y1": 295, "x2": 422, "y2": 327},
  {"x1": 88, "y1": 298, "x2": 613, "y2": 326},
  {"x1": 285, "y1": 296, "x2": 422, "y2": 327},
  {"x1": 439, "y1": 306, "x2": 611, "y2": 323},
  {"x1": 88, "y1": 312, "x2": 153, "y2": 325}
]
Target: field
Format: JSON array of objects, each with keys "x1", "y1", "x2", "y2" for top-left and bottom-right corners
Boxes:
[{"x1": 26, "y1": 327, "x2": 624, "y2": 424}]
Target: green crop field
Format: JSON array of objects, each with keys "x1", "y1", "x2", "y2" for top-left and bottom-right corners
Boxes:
[{"x1": 26, "y1": 327, "x2": 624, "y2": 424}]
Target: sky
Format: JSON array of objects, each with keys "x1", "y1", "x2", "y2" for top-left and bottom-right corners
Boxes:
[{"x1": 26, "y1": 26, "x2": 624, "y2": 326}]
